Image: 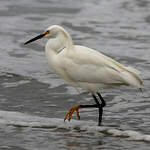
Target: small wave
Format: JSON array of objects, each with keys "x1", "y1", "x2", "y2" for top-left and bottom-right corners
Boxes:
[{"x1": 0, "y1": 110, "x2": 150, "y2": 142}]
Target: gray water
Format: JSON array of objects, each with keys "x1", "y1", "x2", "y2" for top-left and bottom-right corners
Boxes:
[{"x1": 0, "y1": 0, "x2": 150, "y2": 149}]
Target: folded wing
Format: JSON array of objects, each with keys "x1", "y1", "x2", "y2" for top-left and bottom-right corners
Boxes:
[{"x1": 60, "y1": 45, "x2": 142, "y2": 88}]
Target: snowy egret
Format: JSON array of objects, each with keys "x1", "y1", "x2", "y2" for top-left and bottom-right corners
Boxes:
[{"x1": 24, "y1": 25, "x2": 142, "y2": 126}]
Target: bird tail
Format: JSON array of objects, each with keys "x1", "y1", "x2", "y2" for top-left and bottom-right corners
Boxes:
[{"x1": 120, "y1": 67, "x2": 143, "y2": 88}]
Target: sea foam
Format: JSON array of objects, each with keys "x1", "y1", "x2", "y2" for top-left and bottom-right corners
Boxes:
[{"x1": 0, "y1": 110, "x2": 150, "y2": 142}]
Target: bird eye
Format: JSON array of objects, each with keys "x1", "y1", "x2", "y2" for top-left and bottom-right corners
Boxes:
[{"x1": 44, "y1": 30, "x2": 50, "y2": 35}]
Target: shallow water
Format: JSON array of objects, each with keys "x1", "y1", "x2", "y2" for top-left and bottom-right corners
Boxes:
[{"x1": 0, "y1": 0, "x2": 150, "y2": 149}]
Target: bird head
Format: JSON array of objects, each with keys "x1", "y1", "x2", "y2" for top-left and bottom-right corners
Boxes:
[{"x1": 24, "y1": 25, "x2": 69, "y2": 45}]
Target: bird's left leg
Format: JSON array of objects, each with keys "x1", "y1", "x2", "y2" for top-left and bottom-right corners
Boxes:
[
  {"x1": 64, "y1": 105, "x2": 81, "y2": 121},
  {"x1": 64, "y1": 93, "x2": 106, "y2": 124},
  {"x1": 64, "y1": 104, "x2": 99, "y2": 121}
]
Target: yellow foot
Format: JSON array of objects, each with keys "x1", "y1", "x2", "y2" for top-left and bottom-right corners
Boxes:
[{"x1": 64, "y1": 105, "x2": 81, "y2": 121}]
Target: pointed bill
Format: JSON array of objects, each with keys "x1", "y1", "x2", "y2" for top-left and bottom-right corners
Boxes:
[{"x1": 24, "y1": 33, "x2": 46, "y2": 45}]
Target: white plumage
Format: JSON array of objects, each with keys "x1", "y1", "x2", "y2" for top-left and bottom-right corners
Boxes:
[
  {"x1": 24, "y1": 25, "x2": 143, "y2": 125},
  {"x1": 45, "y1": 25, "x2": 142, "y2": 93}
]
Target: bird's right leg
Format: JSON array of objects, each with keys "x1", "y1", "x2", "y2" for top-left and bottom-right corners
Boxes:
[
  {"x1": 97, "y1": 92, "x2": 106, "y2": 107},
  {"x1": 92, "y1": 94, "x2": 103, "y2": 126},
  {"x1": 64, "y1": 94, "x2": 105, "y2": 125}
]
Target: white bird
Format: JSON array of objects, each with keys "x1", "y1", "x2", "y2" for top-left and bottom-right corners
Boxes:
[{"x1": 24, "y1": 25, "x2": 143, "y2": 126}]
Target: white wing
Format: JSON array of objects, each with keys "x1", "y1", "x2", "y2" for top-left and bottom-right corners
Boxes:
[{"x1": 59, "y1": 45, "x2": 142, "y2": 88}]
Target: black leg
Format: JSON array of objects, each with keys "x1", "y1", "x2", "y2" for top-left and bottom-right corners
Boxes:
[
  {"x1": 92, "y1": 94, "x2": 103, "y2": 126},
  {"x1": 97, "y1": 92, "x2": 106, "y2": 107},
  {"x1": 80, "y1": 104, "x2": 99, "y2": 108},
  {"x1": 70, "y1": 93, "x2": 106, "y2": 126}
]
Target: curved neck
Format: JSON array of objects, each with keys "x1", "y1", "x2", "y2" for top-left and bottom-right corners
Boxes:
[
  {"x1": 46, "y1": 31, "x2": 73, "y2": 54},
  {"x1": 64, "y1": 31, "x2": 73, "y2": 50}
]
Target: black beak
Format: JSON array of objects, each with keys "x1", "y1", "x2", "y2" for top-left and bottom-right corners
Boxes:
[{"x1": 24, "y1": 33, "x2": 46, "y2": 45}]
